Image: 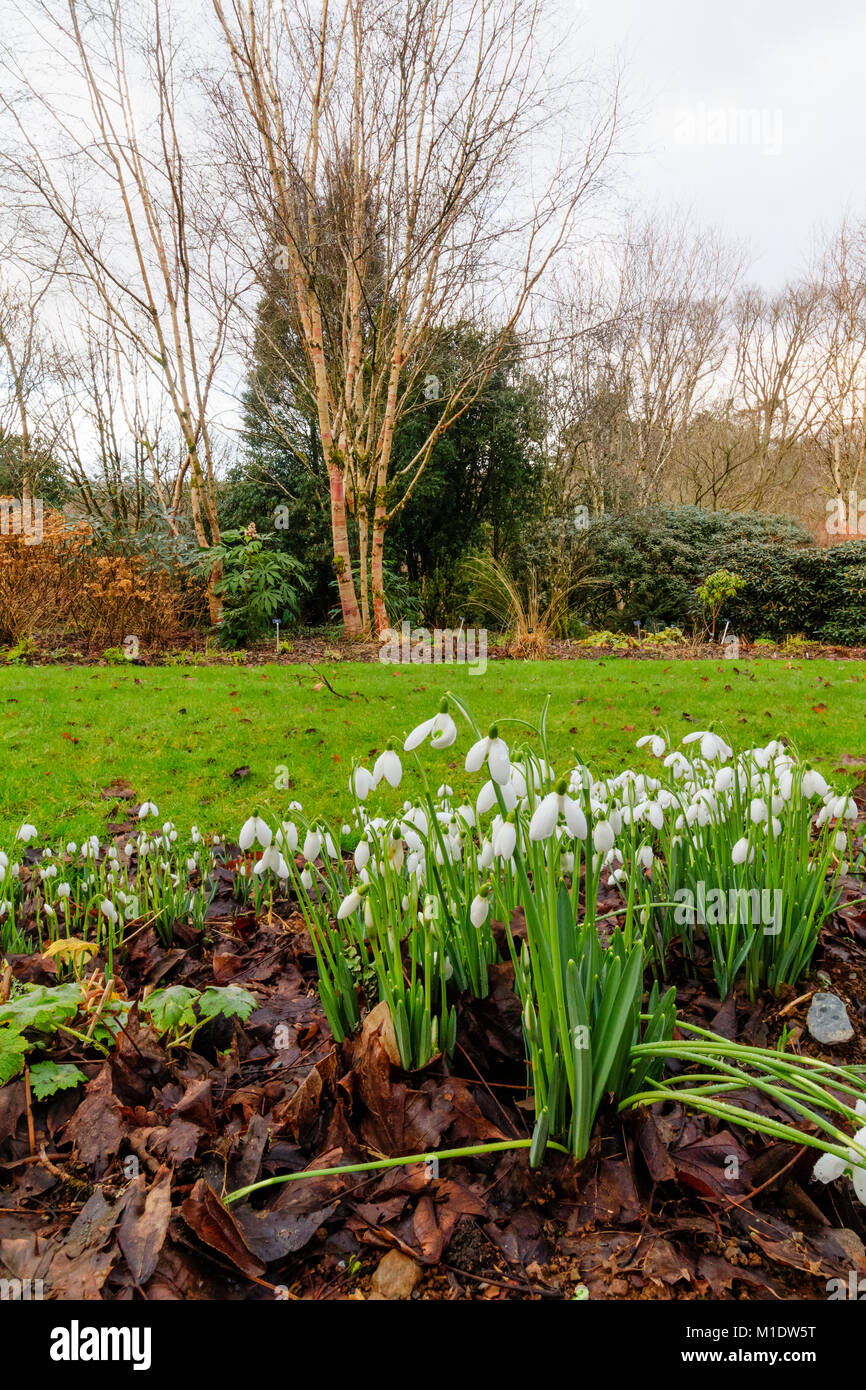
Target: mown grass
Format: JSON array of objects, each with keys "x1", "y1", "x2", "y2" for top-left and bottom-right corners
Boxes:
[{"x1": 3, "y1": 657, "x2": 866, "y2": 841}]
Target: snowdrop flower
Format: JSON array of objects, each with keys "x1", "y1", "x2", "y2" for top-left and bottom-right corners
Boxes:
[
  {"x1": 465, "y1": 727, "x2": 511, "y2": 785},
  {"x1": 239, "y1": 815, "x2": 273, "y2": 851},
  {"x1": 15, "y1": 823, "x2": 37, "y2": 844},
  {"x1": 802, "y1": 769, "x2": 829, "y2": 799},
  {"x1": 476, "y1": 779, "x2": 517, "y2": 817},
  {"x1": 731, "y1": 836, "x2": 751, "y2": 866},
  {"x1": 276, "y1": 822, "x2": 298, "y2": 855},
  {"x1": 65, "y1": 841, "x2": 77, "y2": 855},
  {"x1": 636, "y1": 734, "x2": 666, "y2": 758},
  {"x1": 404, "y1": 702, "x2": 458, "y2": 751},
  {"x1": 470, "y1": 886, "x2": 491, "y2": 929},
  {"x1": 663, "y1": 751, "x2": 691, "y2": 778},
  {"x1": 813, "y1": 1103, "x2": 866, "y2": 1204},
  {"x1": 56, "y1": 882, "x2": 71, "y2": 898},
  {"x1": 529, "y1": 782, "x2": 587, "y2": 842},
  {"x1": 39, "y1": 864, "x2": 57, "y2": 880},
  {"x1": 386, "y1": 830, "x2": 405, "y2": 871},
  {"x1": 714, "y1": 766, "x2": 735, "y2": 793},
  {"x1": 253, "y1": 844, "x2": 289, "y2": 878},
  {"x1": 138, "y1": 802, "x2": 158, "y2": 819},
  {"x1": 592, "y1": 820, "x2": 616, "y2": 855},
  {"x1": 354, "y1": 838, "x2": 370, "y2": 871},
  {"x1": 373, "y1": 745, "x2": 403, "y2": 789},
  {"x1": 191, "y1": 826, "x2": 202, "y2": 844},
  {"x1": 834, "y1": 830, "x2": 848, "y2": 853},
  {"x1": 302, "y1": 828, "x2": 322, "y2": 862},
  {"x1": 493, "y1": 818, "x2": 517, "y2": 862},
  {"x1": 637, "y1": 844, "x2": 654, "y2": 871},
  {"x1": 352, "y1": 766, "x2": 376, "y2": 800},
  {"x1": 300, "y1": 867, "x2": 313, "y2": 890},
  {"x1": 479, "y1": 838, "x2": 495, "y2": 870},
  {"x1": 100, "y1": 899, "x2": 119, "y2": 925},
  {"x1": 749, "y1": 798, "x2": 768, "y2": 825},
  {"x1": 683, "y1": 730, "x2": 732, "y2": 762}
]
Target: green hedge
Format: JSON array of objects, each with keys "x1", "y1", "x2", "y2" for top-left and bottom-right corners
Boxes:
[
  {"x1": 720, "y1": 538, "x2": 866, "y2": 645},
  {"x1": 581, "y1": 507, "x2": 809, "y2": 631}
]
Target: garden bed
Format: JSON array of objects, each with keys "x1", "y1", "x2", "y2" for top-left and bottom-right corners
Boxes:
[{"x1": 2, "y1": 713, "x2": 865, "y2": 1303}]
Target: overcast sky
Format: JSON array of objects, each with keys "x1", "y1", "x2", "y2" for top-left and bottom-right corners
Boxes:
[{"x1": 574, "y1": 0, "x2": 866, "y2": 289}]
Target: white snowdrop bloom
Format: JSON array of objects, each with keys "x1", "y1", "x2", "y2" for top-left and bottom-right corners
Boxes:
[
  {"x1": 802, "y1": 769, "x2": 829, "y2": 799},
  {"x1": 646, "y1": 801, "x2": 665, "y2": 830},
  {"x1": 39, "y1": 864, "x2": 57, "y2": 880},
  {"x1": 352, "y1": 766, "x2": 376, "y2": 800},
  {"x1": 42, "y1": 847, "x2": 53, "y2": 860},
  {"x1": 824, "y1": 794, "x2": 857, "y2": 821},
  {"x1": 465, "y1": 728, "x2": 511, "y2": 785},
  {"x1": 682, "y1": 730, "x2": 732, "y2": 762},
  {"x1": 252, "y1": 844, "x2": 289, "y2": 878},
  {"x1": 15, "y1": 823, "x2": 37, "y2": 844},
  {"x1": 470, "y1": 889, "x2": 490, "y2": 929},
  {"x1": 509, "y1": 765, "x2": 529, "y2": 799},
  {"x1": 323, "y1": 833, "x2": 338, "y2": 859},
  {"x1": 768, "y1": 816, "x2": 783, "y2": 839},
  {"x1": 387, "y1": 831, "x2": 405, "y2": 871},
  {"x1": 56, "y1": 882, "x2": 71, "y2": 898},
  {"x1": 592, "y1": 820, "x2": 615, "y2": 855},
  {"x1": 815, "y1": 805, "x2": 830, "y2": 828},
  {"x1": 455, "y1": 804, "x2": 476, "y2": 830},
  {"x1": 493, "y1": 819, "x2": 517, "y2": 861},
  {"x1": 813, "y1": 1106, "x2": 866, "y2": 1204},
  {"x1": 404, "y1": 806, "x2": 428, "y2": 836},
  {"x1": 636, "y1": 734, "x2": 666, "y2": 758},
  {"x1": 403, "y1": 707, "x2": 458, "y2": 751},
  {"x1": 529, "y1": 787, "x2": 587, "y2": 842},
  {"x1": 840, "y1": 860, "x2": 849, "y2": 874},
  {"x1": 191, "y1": 826, "x2": 201, "y2": 844},
  {"x1": 664, "y1": 751, "x2": 691, "y2": 778},
  {"x1": 714, "y1": 766, "x2": 735, "y2": 793},
  {"x1": 750, "y1": 798, "x2": 768, "y2": 825},
  {"x1": 732, "y1": 836, "x2": 750, "y2": 866},
  {"x1": 608, "y1": 809, "x2": 623, "y2": 835},
  {"x1": 100, "y1": 898, "x2": 118, "y2": 925},
  {"x1": 65, "y1": 841, "x2": 77, "y2": 855},
  {"x1": 479, "y1": 838, "x2": 494, "y2": 870},
  {"x1": 138, "y1": 802, "x2": 158, "y2": 819},
  {"x1": 239, "y1": 815, "x2": 272, "y2": 852},
  {"x1": 300, "y1": 867, "x2": 313, "y2": 890},
  {"x1": 609, "y1": 867, "x2": 627, "y2": 885},
  {"x1": 437, "y1": 784, "x2": 453, "y2": 800},
  {"x1": 561, "y1": 851, "x2": 574, "y2": 873},
  {"x1": 303, "y1": 828, "x2": 322, "y2": 862},
  {"x1": 835, "y1": 830, "x2": 848, "y2": 853},
  {"x1": 476, "y1": 779, "x2": 517, "y2": 817},
  {"x1": 276, "y1": 822, "x2": 298, "y2": 855},
  {"x1": 637, "y1": 845, "x2": 654, "y2": 871},
  {"x1": 354, "y1": 839, "x2": 370, "y2": 871},
  {"x1": 372, "y1": 746, "x2": 402, "y2": 789}
]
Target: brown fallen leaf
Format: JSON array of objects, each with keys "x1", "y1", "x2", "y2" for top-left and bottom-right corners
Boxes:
[
  {"x1": 64, "y1": 1065, "x2": 125, "y2": 1178},
  {"x1": 181, "y1": 1179, "x2": 265, "y2": 1279},
  {"x1": 118, "y1": 1165, "x2": 172, "y2": 1287}
]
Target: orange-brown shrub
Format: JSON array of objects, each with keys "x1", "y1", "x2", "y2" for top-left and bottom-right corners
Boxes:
[{"x1": 0, "y1": 502, "x2": 205, "y2": 647}]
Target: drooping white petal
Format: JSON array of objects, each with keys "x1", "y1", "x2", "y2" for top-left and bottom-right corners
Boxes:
[
  {"x1": 487, "y1": 737, "x2": 511, "y2": 786},
  {"x1": 812, "y1": 1151, "x2": 848, "y2": 1184},
  {"x1": 563, "y1": 796, "x2": 588, "y2": 841},
  {"x1": 238, "y1": 816, "x2": 257, "y2": 852},
  {"x1": 404, "y1": 717, "x2": 435, "y2": 751},
  {"x1": 465, "y1": 738, "x2": 488, "y2": 774},
  {"x1": 529, "y1": 792, "x2": 559, "y2": 842}
]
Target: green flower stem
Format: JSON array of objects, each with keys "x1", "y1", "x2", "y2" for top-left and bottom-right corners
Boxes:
[{"x1": 224, "y1": 1138, "x2": 570, "y2": 1205}]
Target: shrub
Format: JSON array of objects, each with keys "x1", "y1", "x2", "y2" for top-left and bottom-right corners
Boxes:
[
  {"x1": 580, "y1": 507, "x2": 808, "y2": 632},
  {"x1": 200, "y1": 527, "x2": 309, "y2": 647},
  {"x1": 720, "y1": 539, "x2": 866, "y2": 644}
]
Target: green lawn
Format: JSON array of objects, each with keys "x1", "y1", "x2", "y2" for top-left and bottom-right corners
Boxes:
[{"x1": 4, "y1": 657, "x2": 866, "y2": 843}]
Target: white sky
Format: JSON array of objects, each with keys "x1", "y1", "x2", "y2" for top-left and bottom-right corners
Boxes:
[{"x1": 573, "y1": 0, "x2": 866, "y2": 288}]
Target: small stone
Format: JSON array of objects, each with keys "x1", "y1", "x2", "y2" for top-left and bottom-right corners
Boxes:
[
  {"x1": 369, "y1": 1250, "x2": 421, "y2": 1300},
  {"x1": 806, "y1": 992, "x2": 854, "y2": 1045}
]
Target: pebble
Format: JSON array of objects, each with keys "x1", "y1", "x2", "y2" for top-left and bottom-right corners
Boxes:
[
  {"x1": 368, "y1": 1250, "x2": 422, "y2": 1300},
  {"x1": 806, "y1": 992, "x2": 854, "y2": 1045}
]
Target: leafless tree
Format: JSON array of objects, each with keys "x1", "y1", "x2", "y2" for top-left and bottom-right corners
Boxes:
[
  {"x1": 0, "y1": 0, "x2": 251, "y2": 618},
  {"x1": 211, "y1": 0, "x2": 618, "y2": 635}
]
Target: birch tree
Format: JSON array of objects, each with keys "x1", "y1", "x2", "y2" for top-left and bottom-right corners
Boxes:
[{"x1": 212, "y1": 0, "x2": 617, "y2": 635}]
